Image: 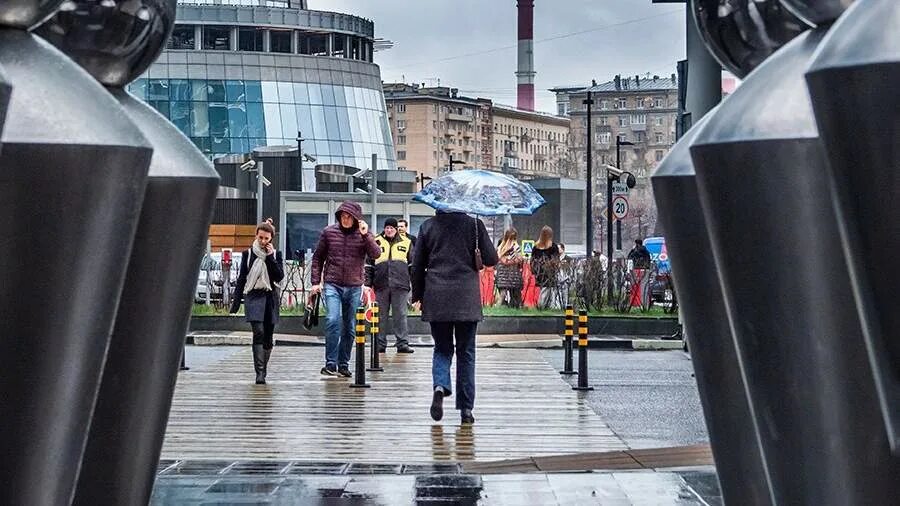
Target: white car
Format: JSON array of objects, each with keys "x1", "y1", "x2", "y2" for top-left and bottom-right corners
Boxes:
[{"x1": 195, "y1": 251, "x2": 243, "y2": 303}]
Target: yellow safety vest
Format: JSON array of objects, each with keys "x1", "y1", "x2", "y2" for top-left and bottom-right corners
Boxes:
[{"x1": 374, "y1": 234, "x2": 411, "y2": 264}]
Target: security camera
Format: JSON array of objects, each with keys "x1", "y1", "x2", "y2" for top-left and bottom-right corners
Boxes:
[
  {"x1": 603, "y1": 164, "x2": 636, "y2": 188},
  {"x1": 303, "y1": 154, "x2": 317, "y2": 163},
  {"x1": 259, "y1": 175, "x2": 272, "y2": 187},
  {"x1": 240, "y1": 160, "x2": 257, "y2": 171},
  {"x1": 351, "y1": 169, "x2": 368, "y2": 178}
]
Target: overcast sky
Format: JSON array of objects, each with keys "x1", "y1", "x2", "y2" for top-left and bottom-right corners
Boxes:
[{"x1": 313, "y1": 1, "x2": 687, "y2": 113}]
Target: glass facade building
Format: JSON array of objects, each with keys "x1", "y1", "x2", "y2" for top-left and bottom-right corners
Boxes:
[{"x1": 136, "y1": 0, "x2": 396, "y2": 171}]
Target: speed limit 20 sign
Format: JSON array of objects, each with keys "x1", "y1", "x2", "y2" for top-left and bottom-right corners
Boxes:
[{"x1": 612, "y1": 195, "x2": 629, "y2": 219}]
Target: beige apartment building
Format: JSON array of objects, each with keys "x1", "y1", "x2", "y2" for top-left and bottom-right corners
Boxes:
[
  {"x1": 551, "y1": 74, "x2": 679, "y2": 246},
  {"x1": 384, "y1": 83, "x2": 573, "y2": 182},
  {"x1": 383, "y1": 83, "x2": 491, "y2": 182},
  {"x1": 490, "y1": 104, "x2": 572, "y2": 179}
]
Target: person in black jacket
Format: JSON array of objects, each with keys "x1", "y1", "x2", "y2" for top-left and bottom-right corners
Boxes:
[
  {"x1": 411, "y1": 211, "x2": 499, "y2": 425},
  {"x1": 230, "y1": 222, "x2": 285, "y2": 384},
  {"x1": 627, "y1": 239, "x2": 652, "y2": 269}
]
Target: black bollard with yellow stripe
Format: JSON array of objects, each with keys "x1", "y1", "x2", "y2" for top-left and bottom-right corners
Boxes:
[
  {"x1": 560, "y1": 305, "x2": 576, "y2": 375},
  {"x1": 350, "y1": 307, "x2": 370, "y2": 388},
  {"x1": 367, "y1": 302, "x2": 383, "y2": 372},
  {"x1": 572, "y1": 309, "x2": 594, "y2": 391}
]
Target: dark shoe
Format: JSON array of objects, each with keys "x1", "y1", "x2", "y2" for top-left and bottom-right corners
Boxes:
[
  {"x1": 430, "y1": 389, "x2": 444, "y2": 421},
  {"x1": 320, "y1": 364, "x2": 339, "y2": 376},
  {"x1": 252, "y1": 345, "x2": 266, "y2": 384},
  {"x1": 338, "y1": 366, "x2": 352, "y2": 378},
  {"x1": 460, "y1": 409, "x2": 475, "y2": 425},
  {"x1": 397, "y1": 345, "x2": 415, "y2": 354}
]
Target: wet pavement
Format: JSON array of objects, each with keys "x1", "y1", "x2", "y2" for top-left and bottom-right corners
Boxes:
[
  {"x1": 543, "y1": 349, "x2": 708, "y2": 449},
  {"x1": 152, "y1": 469, "x2": 721, "y2": 505}
]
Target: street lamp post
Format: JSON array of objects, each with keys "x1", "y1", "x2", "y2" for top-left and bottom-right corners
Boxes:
[
  {"x1": 584, "y1": 89, "x2": 594, "y2": 258},
  {"x1": 296, "y1": 130, "x2": 304, "y2": 191},
  {"x1": 608, "y1": 135, "x2": 635, "y2": 304},
  {"x1": 448, "y1": 154, "x2": 464, "y2": 172}
]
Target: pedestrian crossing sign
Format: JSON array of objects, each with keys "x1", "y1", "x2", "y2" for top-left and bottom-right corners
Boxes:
[{"x1": 521, "y1": 240, "x2": 535, "y2": 258}]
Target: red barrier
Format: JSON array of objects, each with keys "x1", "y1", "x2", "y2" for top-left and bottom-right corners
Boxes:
[
  {"x1": 522, "y1": 262, "x2": 539, "y2": 308},
  {"x1": 480, "y1": 267, "x2": 496, "y2": 306}
]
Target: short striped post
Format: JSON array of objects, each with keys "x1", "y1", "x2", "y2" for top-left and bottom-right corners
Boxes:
[
  {"x1": 572, "y1": 309, "x2": 594, "y2": 391},
  {"x1": 350, "y1": 307, "x2": 370, "y2": 388},
  {"x1": 367, "y1": 302, "x2": 383, "y2": 372},
  {"x1": 560, "y1": 305, "x2": 575, "y2": 375}
]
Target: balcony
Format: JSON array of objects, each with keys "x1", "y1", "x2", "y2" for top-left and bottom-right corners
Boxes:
[
  {"x1": 631, "y1": 123, "x2": 647, "y2": 132},
  {"x1": 504, "y1": 149, "x2": 517, "y2": 158},
  {"x1": 447, "y1": 113, "x2": 474, "y2": 123}
]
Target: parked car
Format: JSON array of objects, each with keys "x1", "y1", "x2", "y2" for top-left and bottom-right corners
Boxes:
[
  {"x1": 195, "y1": 251, "x2": 243, "y2": 303},
  {"x1": 643, "y1": 237, "x2": 677, "y2": 311}
]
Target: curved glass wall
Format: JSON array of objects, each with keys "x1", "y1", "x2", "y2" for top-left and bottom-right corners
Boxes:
[{"x1": 127, "y1": 78, "x2": 396, "y2": 170}]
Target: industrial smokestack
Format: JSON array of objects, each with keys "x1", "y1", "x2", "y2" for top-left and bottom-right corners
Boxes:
[{"x1": 516, "y1": 0, "x2": 536, "y2": 111}]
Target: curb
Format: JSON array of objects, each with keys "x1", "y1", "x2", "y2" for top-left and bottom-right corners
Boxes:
[{"x1": 187, "y1": 333, "x2": 685, "y2": 351}]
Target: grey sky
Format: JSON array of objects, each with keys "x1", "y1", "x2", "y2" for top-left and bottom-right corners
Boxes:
[{"x1": 313, "y1": 1, "x2": 687, "y2": 113}]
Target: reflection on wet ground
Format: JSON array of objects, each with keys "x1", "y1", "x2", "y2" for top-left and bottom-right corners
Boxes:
[{"x1": 152, "y1": 469, "x2": 721, "y2": 505}]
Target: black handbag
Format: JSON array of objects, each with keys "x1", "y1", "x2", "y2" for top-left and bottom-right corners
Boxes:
[{"x1": 303, "y1": 292, "x2": 321, "y2": 330}]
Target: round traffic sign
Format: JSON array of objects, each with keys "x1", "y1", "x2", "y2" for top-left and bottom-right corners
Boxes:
[{"x1": 612, "y1": 195, "x2": 629, "y2": 219}]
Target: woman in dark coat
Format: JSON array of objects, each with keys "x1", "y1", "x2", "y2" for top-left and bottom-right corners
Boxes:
[
  {"x1": 230, "y1": 222, "x2": 285, "y2": 384},
  {"x1": 411, "y1": 211, "x2": 498, "y2": 424}
]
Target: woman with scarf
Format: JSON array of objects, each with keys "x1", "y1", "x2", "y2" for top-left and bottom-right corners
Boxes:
[{"x1": 230, "y1": 222, "x2": 285, "y2": 384}]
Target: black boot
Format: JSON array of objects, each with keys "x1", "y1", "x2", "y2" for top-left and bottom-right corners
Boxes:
[
  {"x1": 460, "y1": 409, "x2": 475, "y2": 425},
  {"x1": 430, "y1": 387, "x2": 444, "y2": 421},
  {"x1": 263, "y1": 347, "x2": 272, "y2": 383},
  {"x1": 252, "y1": 345, "x2": 266, "y2": 384}
]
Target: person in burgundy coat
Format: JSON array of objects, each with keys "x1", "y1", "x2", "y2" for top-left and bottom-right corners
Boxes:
[{"x1": 310, "y1": 201, "x2": 381, "y2": 377}]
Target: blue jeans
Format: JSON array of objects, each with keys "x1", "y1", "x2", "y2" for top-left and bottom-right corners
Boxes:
[
  {"x1": 323, "y1": 284, "x2": 363, "y2": 368},
  {"x1": 431, "y1": 322, "x2": 477, "y2": 411}
]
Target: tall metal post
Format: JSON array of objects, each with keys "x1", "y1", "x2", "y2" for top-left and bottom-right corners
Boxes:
[
  {"x1": 296, "y1": 130, "x2": 303, "y2": 191},
  {"x1": 255, "y1": 159, "x2": 264, "y2": 224},
  {"x1": 607, "y1": 141, "x2": 618, "y2": 304},
  {"x1": 370, "y1": 153, "x2": 378, "y2": 229},
  {"x1": 584, "y1": 90, "x2": 594, "y2": 257}
]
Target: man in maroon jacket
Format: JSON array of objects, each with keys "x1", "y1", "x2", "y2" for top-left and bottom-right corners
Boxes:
[{"x1": 311, "y1": 201, "x2": 381, "y2": 377}]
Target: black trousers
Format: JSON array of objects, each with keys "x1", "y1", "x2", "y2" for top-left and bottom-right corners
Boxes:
[{"x1": 251, "y1": 321, "x2": 275, "y2": 349}]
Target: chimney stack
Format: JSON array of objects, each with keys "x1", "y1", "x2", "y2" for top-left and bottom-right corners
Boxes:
[
  {"x1": 614, "y1": 75, "x2": 621, "y2": 90},
  {"x1": 516, "y1": 0, "x2": 536, "y2": 111}
]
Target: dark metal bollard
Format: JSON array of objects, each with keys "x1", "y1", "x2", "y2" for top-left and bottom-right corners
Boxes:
[
  {"x1": 0, "y1": 7, "x2": 153, "y2": 505},
  {"x1": 692, "y1": 26, "x2": 900, "y2": 504},
  {"x1": 805, "y1": 0, "x2": 900, "y2": 454},
  {"x1": 180, "y1": 343, "x2": 190, "y2": 371},
  {"x1": 652, "y1": 111, "x2": 772, "y2": 506},
  {"x1": 560, "y1": 305, "x2": 576, "y2": 375},
  {"x1": 350, "y1": 307, "x2": 370, "y2": 388},
  {"x1": 572, "y1": 310, "x2": 593, "y2": 391},
  {"x1": 367, "y1": 302, "x2": 383, "y2": 372}
]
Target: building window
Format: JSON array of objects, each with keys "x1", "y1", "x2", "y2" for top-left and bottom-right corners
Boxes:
[
  {"x1": 270, "y1": 30, "x2": 293, "y2": 53},
  {"x1": 597, "y1": 132, "x2": 611, "y2": 144},
  {"x1": 238, "y1": 27, "x2": 263, "y2": 51},
  {"x1": 333, "y1": 35, "x2": 346, "y2": 58},
  {"x1": 618, "y1": 116, "x2": 628, "y2": 127},
  {"x1": 202, "y1": 25, "x2": 231, "y2": 50},
  {"x1": 433, "y1": 104, "x2": 438, "y2": 113},
  {"x1": 397, "y1": 120, "x2": 406, "y2": 129},
  {"x1": 433, "y1": 137, "x2": 437, "y2": 145},
  {"x1": 397, "y1": 103, "x2": 406, "y2": 113},
  {"x1": 300, "y1": 33, "x2": 328, "y2": 56},
  {"x1": 600, "y1": 100, "x2": 609, "y2": 110},
  {"x1": 600, "y1": 116, "x2": 608, "y2": 126},
  {"x1": 397, "y1": 135, "x2": 406, "y2": 145},
  {"x1": 655, "y1": 98, "x2": 664, "y2": 108},
  {"x1": 398, "y1": 166, "x2": 407, "y2": 171},
  {"x1": 631, "y1": 114, "x2": 646, "y2": 124},
  {"x1": 397, "y1": 151, "x2": 407, "y2": 160},
  {"x1": 656, "y1": 117, "x2": 664, "y2": 126},
  {"x1": 167, "y1": 25, "x2": 195, "y2": 50},
  {"x1": 433, "y1": 151, "x2": 438, "y2": 160},
  {"x1": 618, "y1": 98, "x2": 627, "y2": 109},
  {"x1": 656, "y1": 150, "x2": 664, "y2": 161}
]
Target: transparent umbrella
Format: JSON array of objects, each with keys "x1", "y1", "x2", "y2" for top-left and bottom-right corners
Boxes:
[{"x1": 413, "y1": 169, "x2": 545, "y2": 216}]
